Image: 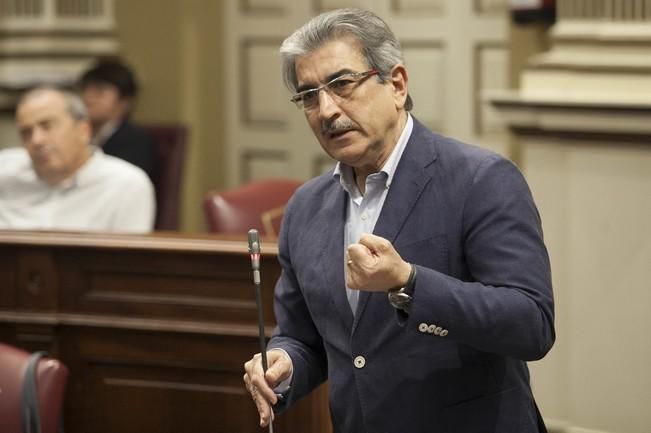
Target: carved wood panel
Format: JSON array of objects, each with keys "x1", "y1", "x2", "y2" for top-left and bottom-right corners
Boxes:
[{"x1": 0, "y1": 232, "x2": 331, "y2": 433}]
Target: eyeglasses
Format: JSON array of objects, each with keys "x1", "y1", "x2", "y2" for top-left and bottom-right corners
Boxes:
[{"x1": 290, "y1": 69, "x2": 379, "y2": 111}]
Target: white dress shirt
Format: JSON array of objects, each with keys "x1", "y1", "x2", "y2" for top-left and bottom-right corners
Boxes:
[
  {"x1": 0, "y1": 146, "x2": 155, "y2": 233},
  {"x1": 271, "y1": 115, "x2": 414, "y2": 394},
  {"x1": 334, "y1": 114, "x2": 414, "y2": 313}
]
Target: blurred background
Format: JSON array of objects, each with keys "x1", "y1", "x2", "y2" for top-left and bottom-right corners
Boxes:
[{"x1": 0, "y1": 1, "x2": 649, "y2": 432}]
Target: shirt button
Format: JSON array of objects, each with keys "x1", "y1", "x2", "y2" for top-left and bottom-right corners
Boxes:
[
  {"x1": 440, "y1": 329, "x2": 449, "y2": 337},
  {"x1": 427, "y1": 324, "x2": 437, "y2": 334},
  {"x1": 354, "y1": 355, "x2": 366, "y2": 369},
  {"x1": 361, "y1": 212, "x2": 368, "y2": 220},
  {"x1": 418, "y1": 323, "x2": 428, "y2": 333}
]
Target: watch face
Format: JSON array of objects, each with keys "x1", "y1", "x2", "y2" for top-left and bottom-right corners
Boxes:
[{"x1": 388, "y1": 291, "x2": 412, "y2": 309}]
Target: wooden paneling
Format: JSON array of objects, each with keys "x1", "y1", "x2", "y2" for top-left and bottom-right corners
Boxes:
[
  {"x1": 401, "y1": 41, "x2": 446, "y2": 132},
  {"x1": 0, "y1": 231, "x2": 331, "y2": 433},
  {"x1": 225, "y1": 1, "x2": 509, "y2": 185},
  {"x1": 391, "y1": 0, "x2": 445, "y2": 14},
  {"x1": 474, "y1": 42, "x2": 508, "y2": 135},
  {"x1": 240, "y1": 38, "x2": 287, "y2": 129},
  {"x1": 474, "y1": 0, "x2": 509, "y2": 15},
  {"x1": 241, "y1": 149, "x2": 291, "y2": 183}
]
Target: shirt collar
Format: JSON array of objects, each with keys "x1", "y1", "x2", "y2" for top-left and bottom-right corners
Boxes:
[
  {"x1": 334, "y1": 113, "x2": 413, "y2": 193},
  {"x1": 55, "y1": 147, "x2": 101, "y2": 191},
  {"x1": 91, "y1": 120, "x2": 120, "y2": 148}
]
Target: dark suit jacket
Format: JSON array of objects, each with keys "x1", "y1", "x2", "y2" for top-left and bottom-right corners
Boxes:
[
  {"x1": 268, "y1": 118, "x2": 555, "y2": 433},
  {"x1": 102, "y1": 120, "x2": 155, "y2": 181}
]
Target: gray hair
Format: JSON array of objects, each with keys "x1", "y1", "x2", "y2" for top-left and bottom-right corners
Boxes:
[
  {"x1": 17, "y1": 85, "x2": 89, "y2": 121},
  {"x1": 280, "y1": 8, "x2": 413, "y2": 110}
]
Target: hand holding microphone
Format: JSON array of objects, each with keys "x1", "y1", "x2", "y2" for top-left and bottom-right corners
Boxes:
[
  {"x1": 243, "y1": 350, "x2": 292, "y2": 428},
  {"x1": 245, "y1": 229, "x2": 285, "y2": 431}
]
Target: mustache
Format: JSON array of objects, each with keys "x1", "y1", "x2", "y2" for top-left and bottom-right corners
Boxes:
[{"x1": 321, "y1": 119, "x2": 357, "y2": 135}]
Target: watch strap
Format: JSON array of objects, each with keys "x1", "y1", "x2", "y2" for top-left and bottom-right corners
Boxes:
[{"x1": 388, "y1": 263, "x2": 417, "y2": 310}]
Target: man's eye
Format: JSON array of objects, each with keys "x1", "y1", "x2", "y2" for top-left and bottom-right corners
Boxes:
[
  {"x1": 303, "y1": 90, "x2": 318, "y2": 103},
  {"x1": 19, "y1": 129, "x2": 32, "y2": 141},
  {"x1": 329, "y1": 79, "x2": 354, "y2": 91}
]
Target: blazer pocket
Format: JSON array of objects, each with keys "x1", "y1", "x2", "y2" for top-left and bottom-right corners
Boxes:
[
  {"x1": 441, "y1": 385, "x2": 535, "y2": 433},
  {"x1": 395, "y1": 234, "x2": 449, "y2": 275}
]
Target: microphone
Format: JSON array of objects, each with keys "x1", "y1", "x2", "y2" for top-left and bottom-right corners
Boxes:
[
  {"x1": 247, "y1": 229, "x2": 273, "y2": 433},
  {"x1": 248, "y1": 229, "x2": 261, "y2": 280}
]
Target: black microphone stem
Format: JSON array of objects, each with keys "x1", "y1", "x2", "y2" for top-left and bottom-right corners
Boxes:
[
  {"x1": 248, "y1": 229, "x2": 273, "y2": 433},
  {"x1": 253, "y1": 278, "x2": 269, "y2": 372}
]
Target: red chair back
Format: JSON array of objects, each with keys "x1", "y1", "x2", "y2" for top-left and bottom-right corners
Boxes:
[
  {"x1": 203, "y1": 178, "x2": 302, "y2": 237},
  {"x1": 0, "y1": 343, "x2": 68, "y2": 433},
  {"x1": 144, "y1": 124, "x2": 188, "y2": 231}
]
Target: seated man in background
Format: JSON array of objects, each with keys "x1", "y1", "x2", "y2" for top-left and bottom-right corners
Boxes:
[
  {"x1": 79, "y1": 57, "x2": 155, "y2": 180},
  {"x1": 0, "y1": 86, "x2": 155, "y2": 233}
]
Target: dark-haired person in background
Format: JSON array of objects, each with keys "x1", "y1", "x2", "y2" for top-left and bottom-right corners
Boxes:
[{"x1": 79, "y1": 57, "x2": 155, "y2": 180}]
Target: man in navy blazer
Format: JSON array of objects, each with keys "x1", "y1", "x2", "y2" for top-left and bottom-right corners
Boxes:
[{"x1": 243, "y1": 8, "x2": 554, "y2": 433}]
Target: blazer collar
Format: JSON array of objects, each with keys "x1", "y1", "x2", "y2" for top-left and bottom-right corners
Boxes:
[
  {"x1": 354, "y1": 117, "x2": 439, "y2": 325},
  {"x1": 313, "y1": 183, "x2": 354, "y2": 329},
  {"x1": 314, "y1": 117, "x2": 439, "y2": 332}
]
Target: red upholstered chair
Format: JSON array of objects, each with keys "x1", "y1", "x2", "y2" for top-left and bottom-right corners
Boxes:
[
  {"x1": 144, "y1": 124, "x2": 188, "y2": 231},
  {"x1": 203, "y1": 178, "x2": 302, "y2": 237},
  {"x1": 0, "y1": 343, "x2": 69, "y2": 433}
]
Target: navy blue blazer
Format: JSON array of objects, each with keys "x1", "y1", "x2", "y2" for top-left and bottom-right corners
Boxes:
[
  {"x1": 268, "y1": 118, "x2": 555, "y2": 433},
  {"x1": 102, "y1": 120, "x2": 155, "y2": 181}
]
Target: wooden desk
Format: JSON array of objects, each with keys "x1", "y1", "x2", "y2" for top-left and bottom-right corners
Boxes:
[{"x1": 0, "y1": 231, "x2": 330, "y2": 433}]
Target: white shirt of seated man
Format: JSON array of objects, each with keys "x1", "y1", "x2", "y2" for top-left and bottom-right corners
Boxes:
[{"x1": 0, "y1": 87, "x2": 155, "y2": 233}]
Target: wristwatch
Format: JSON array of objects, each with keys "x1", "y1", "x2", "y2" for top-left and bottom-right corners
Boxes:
[{"x1": 387, "y1": 263, "x2": 417, "y2": 311}]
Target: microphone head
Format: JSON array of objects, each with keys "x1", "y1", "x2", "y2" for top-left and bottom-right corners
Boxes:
[{"x1": 248, "y1": 229, "x2": 260, "y2": 254}]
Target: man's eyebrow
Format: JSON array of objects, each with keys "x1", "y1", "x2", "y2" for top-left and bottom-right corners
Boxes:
[{"x1": 295, "y1": 68, "x2": 355, "y2": 93}]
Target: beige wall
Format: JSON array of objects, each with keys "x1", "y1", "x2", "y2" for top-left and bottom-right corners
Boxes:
[
  {"x1": 498, "y1": 6, "x2": 651, "y2": 433},
  {"x1": 115, "y1": 0, "x2": 226, "y2": 233},
  {"x1": 508, "y1": 22, "x2": 551, "y2": 90},
  {"x1": 523, "y1": 136, "x2": 651, "y2": 433}
]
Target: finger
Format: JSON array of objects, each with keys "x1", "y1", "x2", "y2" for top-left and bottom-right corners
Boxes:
[
  {"x1": 260, "y1": 351, "x2": 292, "y2": 403},
  {"x1": 345, "y1": 269, "x2": 358, "y2": 290},
  {"x1": 244, "y1": 354, "x2": 274, "y2": 397},
  {"x1": 258, "y1": 400, "x2": 275, "y2": 427},
  {"x1": 347, "y1": 243, "x2": 374, "y2": 266},
  {"x1": 251, "y1": 384, "x2": 275, "y2": 427},
  {"x1": 249, "y1": 351, "x2": 290, "y2": 404},
  {"x1": 244, "y1": 372, "x2": 276, "y2": 427},
  {"x1": 358, "y1": 233, "x2": 392, "y2": 253},
  {"x1": 265, "y1": 350, "x2": 292, "y2": 384}
]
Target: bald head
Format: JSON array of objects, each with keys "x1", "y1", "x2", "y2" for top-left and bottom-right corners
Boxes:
[{"x1": 17, "y1": 86, "x2": 89, "y2": 122}]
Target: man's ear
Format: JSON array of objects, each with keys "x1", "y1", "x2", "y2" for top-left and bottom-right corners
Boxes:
[
  {"x1": 78, "y1": 118, "x2": 92, "y2": 142},
  {"x1": 390, "y1": 64, "x2": 408, "y2": 109}
]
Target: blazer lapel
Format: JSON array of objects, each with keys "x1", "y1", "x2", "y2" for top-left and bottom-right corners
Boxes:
[
  {"x1": 315, "y1": 180, "x2": 355, "y2": 330},
  {"x1": 353, "y1": 119, "x2": 438, "y2": 325}
]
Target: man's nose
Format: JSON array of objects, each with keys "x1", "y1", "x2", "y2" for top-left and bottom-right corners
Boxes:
[
  {"x1": 29, "y1": 127, "x2": 47, "y2": 146},
  {"x1": 316, "y1": 89, "x2": 341, "y2": 120}
]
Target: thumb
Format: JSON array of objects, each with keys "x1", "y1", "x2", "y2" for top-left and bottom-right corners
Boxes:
[
  {"x1": 265, "y1": 350, "x2": 292, "y2": 386},
  {"x1": 358, "y1": 233, "x2": 391, "y2": 253}
]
